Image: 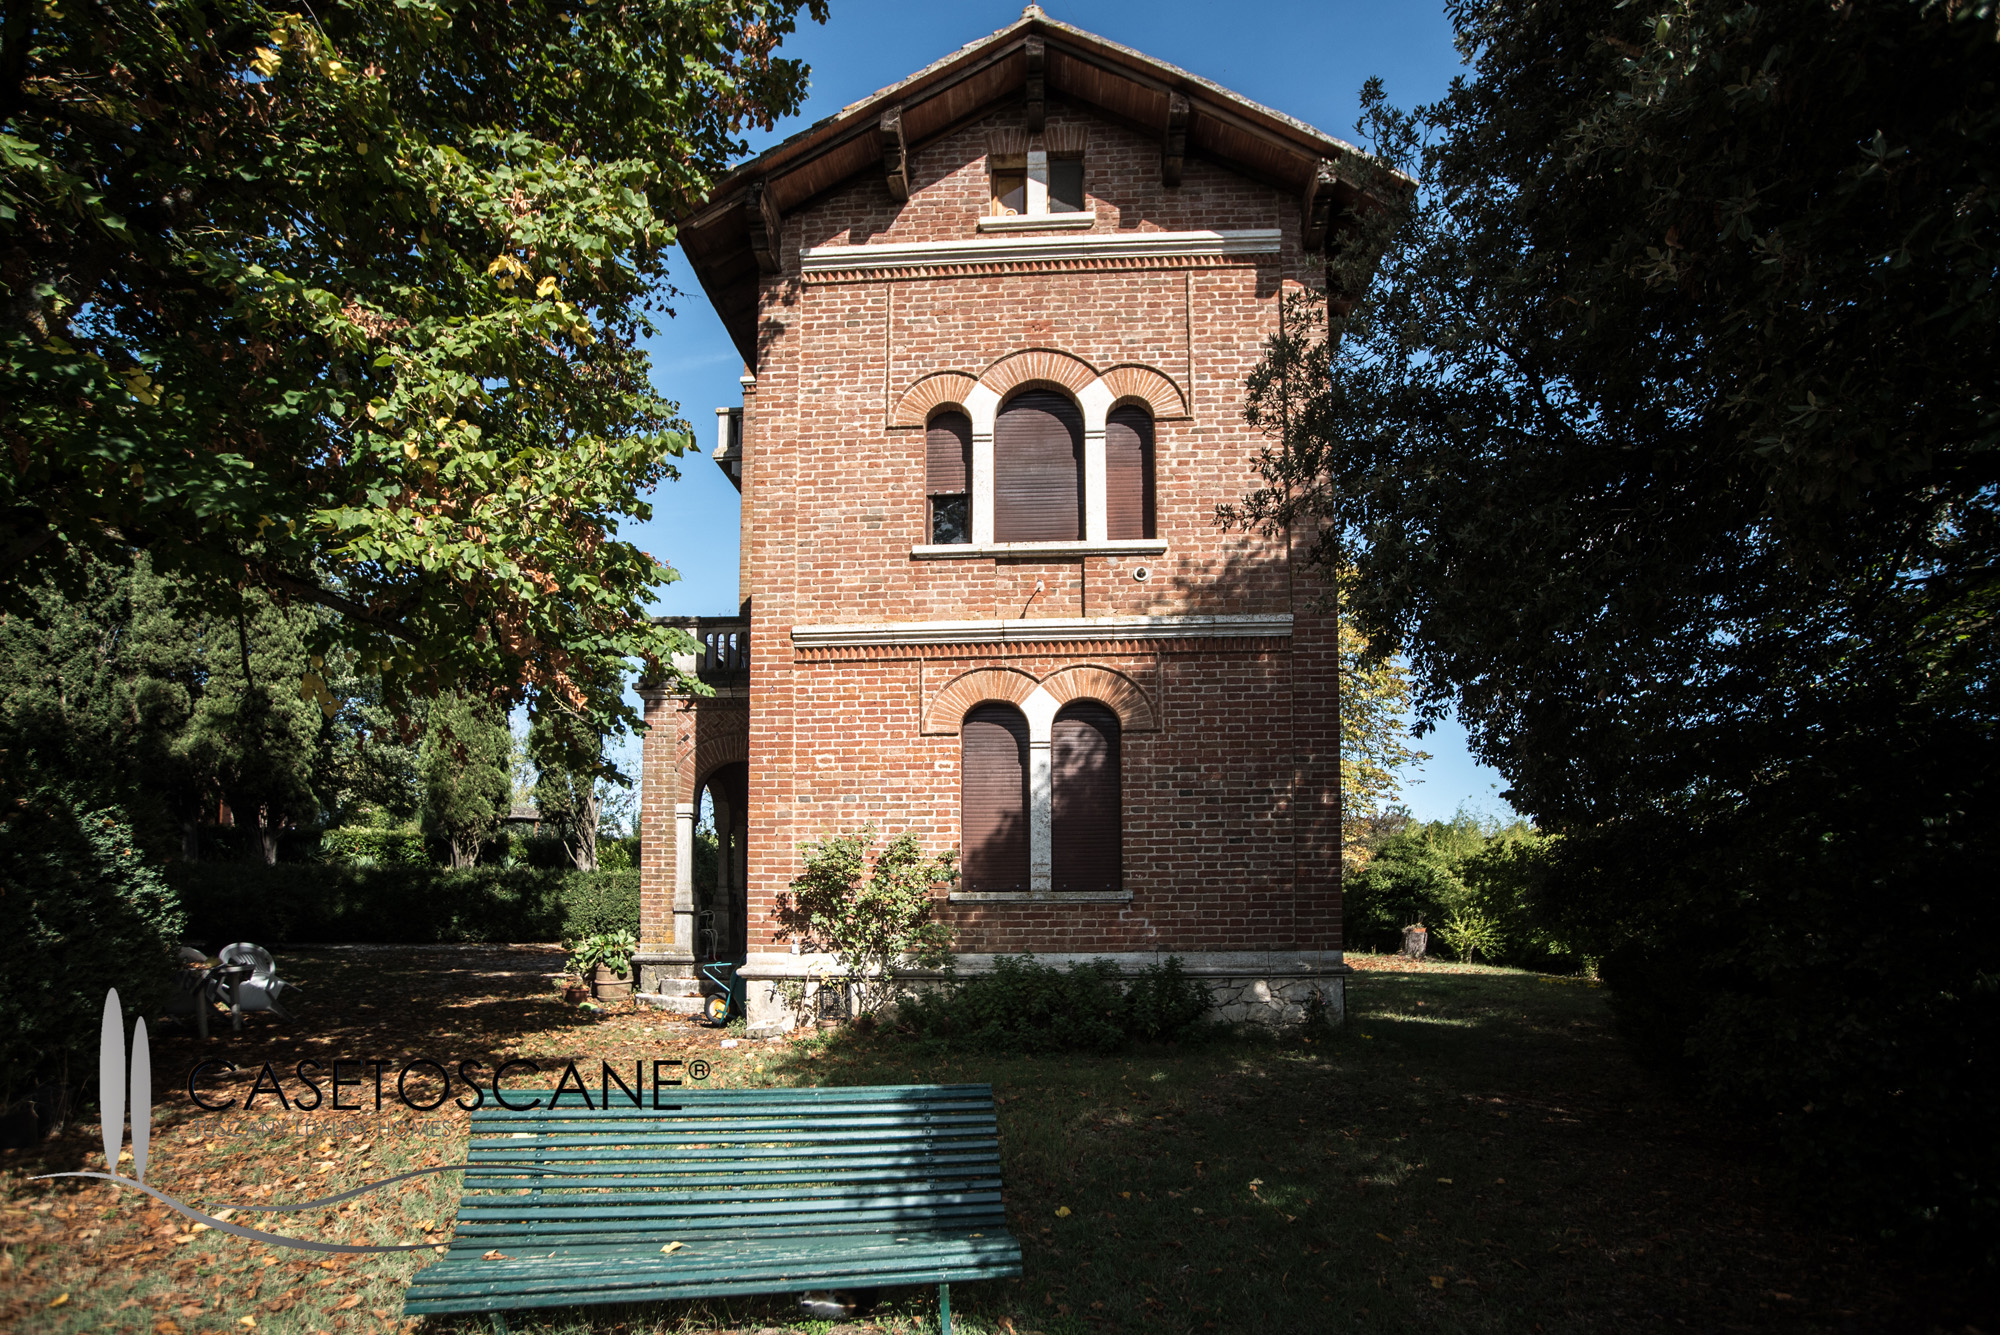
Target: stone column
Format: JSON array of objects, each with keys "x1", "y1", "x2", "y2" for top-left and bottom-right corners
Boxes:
[{"x1": 671, "y1": 802, "x2": 697, "y2": 970}]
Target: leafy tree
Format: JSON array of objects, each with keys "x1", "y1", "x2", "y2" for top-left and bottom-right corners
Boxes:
[
  {"x1": 2, "y1": 0, "x2": 827, "y2": 733},
  {"x1": 1233, "y1": 0, "x2": 1999, "y2": 1263},
  {"x1": 417, "y1": 689, "x2": 511, "y2": 867},
  {"x1": 0, "y1": 785, "x2": 187, "y2": 1106},
  {"x1": 777, "y1": 828, "x2": 956, "y2": 1019},
  {"x1": 0, "y1": 555, "x2": 330, "y2": 861},
  {"x1": 527, "y1": 692, "x2": 622, "y2": 871},
  {"x1": 1337, "y1": 577, "x2": 1428, "y2": 868},
  {"x1": 182, "y1": 593, "x2": 327, "y2": 863}
]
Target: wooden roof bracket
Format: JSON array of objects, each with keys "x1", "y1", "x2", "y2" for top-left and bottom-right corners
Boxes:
[
  {"x1": 880, "y1": 106, "x2": 909, "y2": 202},
  {"x1": 1161, "y1": 93, "x2": 1189, "y2": 188},
  {"x1": 1024, "y1": 38, "x2": 1046, "y2": 132},
  {"x1": 1302, "y1": 158, "x2": 1338, "y2": 252},
  {"x1": 746, "y1": 181, "x2": 782, "y2": 273}
]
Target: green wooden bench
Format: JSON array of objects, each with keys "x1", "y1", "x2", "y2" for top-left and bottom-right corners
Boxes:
[{"x1": 402, "y1": 1083, "x2": 1022, "y2": 1332}]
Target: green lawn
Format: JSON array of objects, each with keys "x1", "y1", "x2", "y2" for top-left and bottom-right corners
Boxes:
[{"x1": 1, "y1": 949, "x2": 1923, "y2": 1334}]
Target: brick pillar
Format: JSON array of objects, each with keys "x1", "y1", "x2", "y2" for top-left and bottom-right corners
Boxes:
[{"x1": 635, "y1": 686, "x2": 699, "y2": 992}]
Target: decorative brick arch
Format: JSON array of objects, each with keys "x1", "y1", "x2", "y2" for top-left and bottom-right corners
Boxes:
[
  {"x1": 980, "y1": 348, "x2": 1098, "y2": 402},
  {"x1": 920, "y1": 666, "x2": 1041, "y2": 735},
  {"x1": 676, "y1": 730, "x2": 749, "y2": 801},
  {"x1": 1099, "y1": 364, "x2": 1189, "y2": 420},
  {"x1": 1040, "y1": 665, "x2": 1159, "y2": 732},
  {"x1": 891, "y1": 371, "x2": 979, "y2": 428}
]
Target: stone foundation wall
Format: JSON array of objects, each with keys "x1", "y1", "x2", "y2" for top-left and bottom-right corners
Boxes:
[{"x1": 735, "y1": 950, "x2": 1347, "y2": 1038}]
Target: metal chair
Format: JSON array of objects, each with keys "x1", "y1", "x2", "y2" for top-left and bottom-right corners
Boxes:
[
  {"x1": 215, "y1": 942, "x2": 296, "y2": 1029},
  {"x1": 163, "y1": 949, "x2": 223, "y2": 1040}
]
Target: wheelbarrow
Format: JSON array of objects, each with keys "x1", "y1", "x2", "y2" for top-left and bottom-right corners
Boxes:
[{"x1": 699, "y1": 960, "x2": 743, "y2": 1027}]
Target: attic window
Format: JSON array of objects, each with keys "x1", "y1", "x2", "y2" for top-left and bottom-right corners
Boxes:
[{"x1": 987, "y1": 127, "x2": 1087, "y2": 218}]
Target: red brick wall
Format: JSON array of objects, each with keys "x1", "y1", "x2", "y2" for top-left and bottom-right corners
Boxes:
[{"x1": 648, "y1": 98, "x2": 1342, "y2": 961}]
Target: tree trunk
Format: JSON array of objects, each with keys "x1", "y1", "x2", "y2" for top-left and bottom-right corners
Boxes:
[
  {"x1": 254, "y1": 803, "x2": 279, "y2": 865},
  {"x1": 449, "y1": 832, "x2": 476, "y2": 869},
  {"x1": 572, "y1": 788, "x2": 601, "y2": 871}
]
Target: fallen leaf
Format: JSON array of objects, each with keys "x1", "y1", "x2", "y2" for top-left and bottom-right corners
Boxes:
[
  {"x1": 1377, "y1": 1233, "x2": 1393, "y2": 1242},
  {"x1": 212, "y1": 1208, "x2": 235, "y2": 1222},
  {"x1": 660, "y1": 1241, "x2": 685, "y2": 1254},
  {"x1": 48, "y1": 1293, "x2": 70, "y2": 1308},
  {"x1": 1437, "y1": 1178, "x2": 1454, "y2": 1185},
  {"x1": 1054, "y1": 1206, "x2": 1072, "y2": 1218},
  {"x1": 239, "y1": 1318, "x2": 257, "y2": 1329},
  {"x1": 1430, "y1": 1276, "x2": 1446, "y2": 1290},
  {"x1": 335, "y1": 1294, "x2": 362, "y2": 1310},
  {"x1": 481, "y1": 1250, "x2": 509, "y2": 1260},
  {"x1": 191, "y1": 1223, "x2": 211, "y2": 1233}
]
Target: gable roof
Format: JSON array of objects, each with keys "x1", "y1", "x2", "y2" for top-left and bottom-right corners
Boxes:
[{"x1": 676, "y1": 6, "x2": 1403, "y2": 370}]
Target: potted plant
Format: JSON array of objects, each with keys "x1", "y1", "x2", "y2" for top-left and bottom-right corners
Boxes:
[{"x1": 565, "y1": 931, "x2": 637, "y2": 1002}]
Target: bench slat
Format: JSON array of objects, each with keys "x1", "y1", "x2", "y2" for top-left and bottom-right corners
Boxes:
[{"x1": 406, "y1": 1083, "x2": 1023, "y2": 1319}]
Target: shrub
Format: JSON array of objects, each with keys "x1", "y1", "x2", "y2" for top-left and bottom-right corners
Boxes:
[
  {"x1": 320, "y1": 824, "x2": 428, "y2": 867},
  {"x1": 597, "y1": 835, "x2": 639, "y2": 872},
  {"x1": 900, "y1": 954, "x2": 1212, "y2": 1054},
  {"x1": 558, "y1": 872, "x2": 640, "y2": 941},
  {"x1": 777, "y1": 828, "x2": 955, "y2": 1017},
  {"x1": 0, "y1": 788, "x2": 187, "y2": 1104},
  {"x1": 169, "y1": 864, "x2": 638, "y2": 945}
]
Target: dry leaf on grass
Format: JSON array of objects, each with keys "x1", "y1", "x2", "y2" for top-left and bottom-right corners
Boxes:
[
  {"x1": 334, "y1": 1294, "x2": 362, "y2": 1310},
  {"x1": 47, "y1": 1293, "x2": 70, "y2": 1308}
]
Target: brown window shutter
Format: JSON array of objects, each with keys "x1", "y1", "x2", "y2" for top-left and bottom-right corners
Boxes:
[
  {"x1": 961, "y1": 703, "x2": 1030, "y2": 893},
  {"x1": 1051, "y1": 702, "x2": 1121, "y2": 894},
  {"x1": 994, "y1": 390, "x2": 1083, "y2": 542},
  {"x1": 926, "y1": 412, "x2": 970, "y2": 495},
  {"x1": 1104, "y1": 406, "x2": 1155, "y2": 540}
]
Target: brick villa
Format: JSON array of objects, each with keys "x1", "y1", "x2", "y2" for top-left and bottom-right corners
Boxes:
[{"x1": 633, "y1": 7, "x2": 1391, "y2": 1032}]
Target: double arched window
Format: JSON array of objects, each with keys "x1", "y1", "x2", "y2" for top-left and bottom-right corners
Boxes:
[
  {"x1": 924, "y1": 392, "x2": 1155, "y2": 546},
  {"x1": 960, "y1": 698, "x2": 1122, "y2": 895}
]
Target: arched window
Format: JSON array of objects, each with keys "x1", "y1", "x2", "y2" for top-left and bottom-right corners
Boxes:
[
  {"x1": 1105, "y1": 405, "x2": 1155, "y2": 540},
  {"x1": 925, "y1": 411, "x2": 971, "y2": 544},
  {"x1": 994, "y1": 390, "x2": 1083, "y2": 542},
  {"x1": 961, "y1": 703, "x2": 1030, "y2": 893},
  {"x1": 1051, "y1": 701, "x2": 1121, "y2": 893}
]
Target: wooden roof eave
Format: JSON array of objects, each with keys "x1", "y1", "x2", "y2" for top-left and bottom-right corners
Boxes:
[{"x1": 675, "y1": 11, "x2": 1411, "y2": 369}]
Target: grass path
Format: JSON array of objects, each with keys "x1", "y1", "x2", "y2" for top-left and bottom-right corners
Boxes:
[{"x1": 0, "y1": 948, "x2": 1938, "y2": 1334}]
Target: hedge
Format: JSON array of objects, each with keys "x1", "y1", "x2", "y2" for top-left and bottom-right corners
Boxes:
[{"x1": 168, "y1": 864, "x2": 639, "y2": 947}]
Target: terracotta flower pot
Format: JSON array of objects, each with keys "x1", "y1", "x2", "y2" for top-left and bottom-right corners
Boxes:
[
  {"x1": 561, "y1": 982, "x2": 587, "y2": 1006},
  {"x1": 591, "y1": 966, "x2": 632, "y2": 1001}
]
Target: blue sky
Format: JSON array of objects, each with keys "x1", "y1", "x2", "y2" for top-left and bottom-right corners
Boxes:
[{"x1": 618, "y1": 0, "x2": 1516, "y2": 824}]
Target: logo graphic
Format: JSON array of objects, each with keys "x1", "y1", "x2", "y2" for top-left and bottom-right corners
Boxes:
[{"x1": 32, "y1": 990, "x2": 485, "y2": 1254}]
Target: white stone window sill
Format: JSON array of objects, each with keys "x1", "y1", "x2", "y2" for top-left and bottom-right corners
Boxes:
[
  {"x1": 912, "y1": 540, "x2": 1167, "y2": 560},
  {"x1": 950, "y1": 890, "x2": 1134, "y2": 903},
  {"x1": 977, "y1": 211, "x2": 1096, "y2": 232}
]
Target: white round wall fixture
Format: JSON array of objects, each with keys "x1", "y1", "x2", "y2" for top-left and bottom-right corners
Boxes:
[{"x1": 1132, "y1": 566, "x2": 1150, "y2": 582}]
